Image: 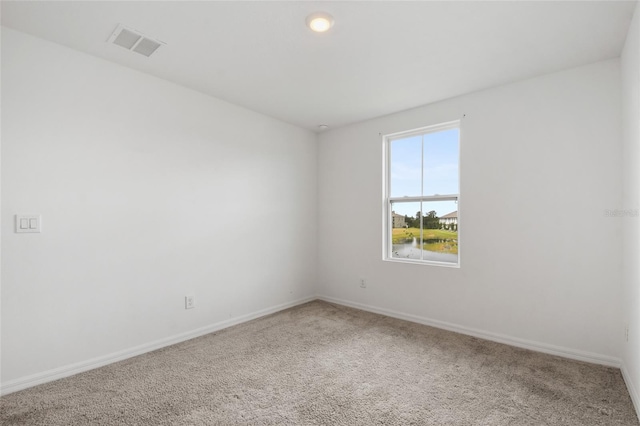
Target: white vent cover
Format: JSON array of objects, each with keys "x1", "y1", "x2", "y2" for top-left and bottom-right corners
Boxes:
[{"x1": 108, "y1": 24, "x2": 165, "y2": 57}]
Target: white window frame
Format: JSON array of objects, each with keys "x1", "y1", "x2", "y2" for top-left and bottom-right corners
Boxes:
[{"x1": 382, "y1": 120, "x2": 461, "y2": 267}]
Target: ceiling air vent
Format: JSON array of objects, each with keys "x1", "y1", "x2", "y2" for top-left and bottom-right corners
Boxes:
[{"x1": 108, "y1": 24, "x2": 165, "y2": 57}]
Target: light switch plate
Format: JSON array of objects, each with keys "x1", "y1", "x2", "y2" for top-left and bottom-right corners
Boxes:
[{"x1": 16, "y1": 214, "x2": 41, "y2": 233}]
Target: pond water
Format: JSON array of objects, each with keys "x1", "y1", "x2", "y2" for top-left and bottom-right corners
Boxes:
[{"x1": 392, "y1": 237, "x2": 458, "y2": 263}]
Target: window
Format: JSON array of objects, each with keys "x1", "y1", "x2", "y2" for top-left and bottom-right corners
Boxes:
[{"x1": 383, "y1": 121, "x2": 460, "y2": 266}]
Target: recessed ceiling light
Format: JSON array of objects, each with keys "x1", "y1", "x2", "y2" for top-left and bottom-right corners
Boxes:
[
  {"x1": 318, "y1": 125, "x2": 329, "y2": 131},
  {"x1": 306, "y1": 12, "x2": 334, "y2": 33}
]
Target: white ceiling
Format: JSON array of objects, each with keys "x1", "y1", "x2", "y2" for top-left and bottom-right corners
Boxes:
[{"x1": 1, "y1": 1, "x2": 637, "y2": 131}]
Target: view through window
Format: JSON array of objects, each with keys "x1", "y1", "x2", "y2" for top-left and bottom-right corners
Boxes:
[{"x1": 384, "y1": 121, "x2": 460, "y2": 266}]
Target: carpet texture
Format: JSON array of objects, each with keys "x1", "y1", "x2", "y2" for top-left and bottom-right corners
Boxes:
[{"x1": 1, "y1": 301, "x2": 638, "y2": 425}]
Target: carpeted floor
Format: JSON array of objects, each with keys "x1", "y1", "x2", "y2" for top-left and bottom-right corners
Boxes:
[{"x1": 1, "y1": 300, "x2": 638, "y2": 425}]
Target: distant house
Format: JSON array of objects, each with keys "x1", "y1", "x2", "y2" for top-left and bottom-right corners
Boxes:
[
  {"x1": 439, "y1": 211, "x2": 458, "y2": 226},
  {"x1": 392, "y1": 211, "x2": 406, "y2": 228}
]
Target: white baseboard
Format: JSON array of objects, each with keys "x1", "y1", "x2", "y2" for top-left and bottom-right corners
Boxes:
[
  {"x1": 621, "y1": 363, "x2": 640, "y2": 422},
  {"x1": 2, "y1": 294, "x2": 628, "y2": 400},
  {"x1": 317, "y1": 295, "x2": 622, "y2": 368},
  {"x1": 1, "y1": 296, "x2": 316, "y2": 396}
]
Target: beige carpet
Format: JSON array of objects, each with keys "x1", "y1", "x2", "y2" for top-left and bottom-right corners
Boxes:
[{"x1": 1, "y1": 300, "x2": 638, "y2": 425}]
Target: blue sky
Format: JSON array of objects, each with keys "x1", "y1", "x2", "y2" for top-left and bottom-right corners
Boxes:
[{"x1": 390, "y1": 128, "x2": 459, "y2": 218}]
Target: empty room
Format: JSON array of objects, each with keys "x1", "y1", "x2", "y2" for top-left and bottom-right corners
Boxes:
[{"x1": 1, "y1": 1, "x2": 640, "y2": 424}]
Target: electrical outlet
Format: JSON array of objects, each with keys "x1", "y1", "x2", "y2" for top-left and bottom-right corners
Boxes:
[
  {"x1": 359, "y1": 278, "x2": 366, "y2": 288},
  {"x1": 185, "y1": 295, "x2": 195, "y2": 309},
  {"x1": 625, "y1": 325, "x2": 629, "y2": 342}
]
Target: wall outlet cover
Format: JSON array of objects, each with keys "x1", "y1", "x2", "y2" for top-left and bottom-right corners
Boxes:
[{"x1": 185, "y1": 295, "x2": 195, "y2": 309}]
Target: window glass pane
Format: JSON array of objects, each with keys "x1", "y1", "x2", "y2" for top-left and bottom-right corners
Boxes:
[
  {"x1": 390, "y1": 201, "x2": 422, "y2": 260},
  {"x1": 420, "y1": 200, "x2": 458, "y2": 264},
  {"x1": 390, "y1": 135, "x2": 422, "y2": 197},
  {"x1": 385, "y1": 122, "x2": 460, "y2": 266},
  {"x1": 423, "y1": 128, "x2": 459, "y2": 196}
]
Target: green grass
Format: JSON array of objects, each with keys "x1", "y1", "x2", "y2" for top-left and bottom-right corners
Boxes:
[{"x1": 392, "y1": 227, "x2": 457, "y2": 243}]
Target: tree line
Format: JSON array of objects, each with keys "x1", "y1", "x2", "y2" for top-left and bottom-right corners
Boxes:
[{"x1": 404, "y1": 211, "x2": 457, "y2": 231}]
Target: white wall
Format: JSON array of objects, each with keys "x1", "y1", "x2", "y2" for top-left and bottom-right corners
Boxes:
[
  {"x1": 318, "y1": 59, "x2": 623, "y2": 363},
  {"x1": 1, "y1": 28, "x2": 317, "y2": 389},
  {"x1": 622, "y1": 3, "x2": 640, "y2": 414}
]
